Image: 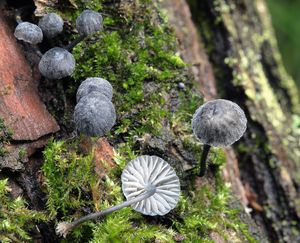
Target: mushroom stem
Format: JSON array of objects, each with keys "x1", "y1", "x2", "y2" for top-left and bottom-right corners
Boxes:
[
  {"x1": 199, "y1": 144, "x2": 211, "y2": 177},
  {"x1": 56, "y1": 187, "x2": 156, "y2": 237},
  {"x1": 65, "y1": 35, "x2": 86, "y2": 51}
]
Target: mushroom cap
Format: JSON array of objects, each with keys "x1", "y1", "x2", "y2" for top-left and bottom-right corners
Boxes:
[
  {"x1": 76, "y1": 77, "x2": 113, "y2": 102},
  {"x1": 38, "y1": 47, "x2": 75, "y2": 79},
  {"x1": 74, "y1": 92, "x2": 116, "y2": 137},
  {"x1": 121, "y1": 155, "x2": 180, "y2": 216},
  {"x1": 14, "y1": 22, "x2": 43, "y2": 44},
  {"x1": 76, "y1": 10, "x2": 103, "y2": 36},
  {"x1": 38, "y1": 13, "x2": 64, "y2": 38},
  {"x1": 192, "y1": 99, "x2": 247, "y2": 147}
]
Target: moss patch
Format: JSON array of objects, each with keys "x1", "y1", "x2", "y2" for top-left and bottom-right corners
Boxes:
[{"x1": 0, "y1": 178, "x2": 46, "y2": 242}]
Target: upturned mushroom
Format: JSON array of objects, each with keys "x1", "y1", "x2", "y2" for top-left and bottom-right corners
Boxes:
[
  {"x1": 14, "y1": 22, "x2": 43, "y2": 44},
  {"x1": 56, "y1": 155, "x2": 180, "y2": 237},
  {"x1": 38, "y1": 13, "x2": 64, "y2": 38},
  {"x1": 73, "y1": 92, "x2": 116, "y2": 137},
  {"x1": 192, "y1": 99, "x2": 247, "y2": 176},
  {"x1": 38, "y1": 47, "x2": 75, "y2": 79},
  {"x1": 76, "y1": 77, "x2": 113, "y2": 102}
]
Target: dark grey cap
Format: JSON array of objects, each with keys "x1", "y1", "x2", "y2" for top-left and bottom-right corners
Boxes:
[
  {"x1": 74, "y1": 93, "x2": 116, "y2": 137},
  {"x1": 76, "y1": 77, "x2": 113, "y2": 102},
  {"x1": 14, "y1": 22, "x2": 43, "y2": 44},
  {"x1": 76, "y1": 10, "x2": 103, "y2": 36},
  {"x1": 38, "y1": 47, "x2": 75, "y2": 79},
  {"x1": 38, "y1": 13, "x2": 64, "y2": 38},
  {"x1": 192, "y1": 99, "x2": 247, "y2": 147}
]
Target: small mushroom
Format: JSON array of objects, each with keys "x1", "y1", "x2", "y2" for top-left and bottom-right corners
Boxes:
[
  {"x1": 76, "y1": 77, "x2": 113, "y2": 102},
  {"x1": 74, "y1": 93, "x2": 116, "y2": 137},
  {"x1": 192, "y1": 99, "x2": 247, "y2": 176},
  {"x1": 76, "y1": 10, "x2": 103, "y2": 36},
  {"x1": 65, "y1": 10, "x2": 103, "y2": 51},
  {"x1": 56, "y1": 155, "x2": 180, "y2": 237},
  {"x1": 14, "y1": 22, "x2": 43, "y2": 44},
  {"x1": 38, "y1": 13, "x2": 64, "y2": 38},
  {"x1": 122, "y1": 155, "x2": 180, "y2": 216},
  {"x1": 38, "y1": 47, "x2": 75, "y2": 79}
]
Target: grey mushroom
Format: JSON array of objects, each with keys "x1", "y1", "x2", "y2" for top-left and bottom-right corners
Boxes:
[
  {"x1": 76, "y1": 77, "x2": 113, "y2": 102},
  {"x1": 38, "y1": 47, "x2": 75, "y2": 79},
  {"x1": 56, "y1": 155, "x2": 180, "y2": 237},
  {"x1": 76, "y1": 10, "x2": 103, "y2": 36},
  {"x1": 192, "y1": 99, "x2": 247, "y2": 176},
  {"x1": 14, "y1": 22, "x2": 43, "y2": 44},
  {"x1": 74, "y1": 93, "x2": 116, "y2": 137},
  {"x1": 38, "y1": 13, "x2": 64, "y2": 38}
]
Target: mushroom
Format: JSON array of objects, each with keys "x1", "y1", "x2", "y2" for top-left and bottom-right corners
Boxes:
[
  {"x1": 65, "y1": 10, "x2": 103, "y2": 51},
  {"x1": 192, "y1": 99, "x2": 247, "y2": 176},
  {"x1": 74, "y1": 92, "x2": 116, "y2": 137},
  {"x1": 56, "y1": 155, "x2": 180, "y2": 237},
  {"x1": 38, "y1": 13, "x2": 64, "y2": 38},
  {"x1": 76, "y1": 10, "x2": 103, "y2": 36},
  {"x1": 38, "y1": 47, "x2": 75, "y2": 79},
  {"x1": 14, "y1": 22, "x2": 43, "y2": 44},
  {"x1": 76, "y1": 77, "x2": 113, "y2": 102}
]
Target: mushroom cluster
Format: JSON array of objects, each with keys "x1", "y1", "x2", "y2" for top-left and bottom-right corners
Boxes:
[
  {"x1": 13, "y1": 10, "x2": 103, "y2": 80},
  {"x1": 74, "y1": 77, "x2": 116, "y2": 137},
  {"x1": 56, "y1": 155, "x2": 180, "y2": 237},
  {"x1": 192, "y1": 99, "x2": 247, "y2": 176}
]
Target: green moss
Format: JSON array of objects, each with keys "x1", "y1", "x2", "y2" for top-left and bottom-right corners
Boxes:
[
  {"x1": 0, "y1": 178, "x2": 46, "y2": 242},
  {"x1": 42, "y1": 139, "x2": 99, "y2": 219}
]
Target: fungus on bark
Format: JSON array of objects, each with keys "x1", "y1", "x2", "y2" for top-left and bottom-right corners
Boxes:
[
  {"x1": 38, "y1": 47, "x2": 75, "y2": 79},
  {"x1": 76, "y1": 77, "x2": 113, "y2": 102},
  {"x1": 14, "y1": 22, "x2": 43, "y2": 44},
  {"x1": 192, "y1": 99, "x2": 247, "y2": 176},
  {"x1": 56, "y1": 155, "x2": 180, "y2": 237},
  {"x1": 73, "y1": 93, "x2": 116, "y2": 137},
  {"x1": 38, "y1": 13, "x2": 64, "y2": 38}
]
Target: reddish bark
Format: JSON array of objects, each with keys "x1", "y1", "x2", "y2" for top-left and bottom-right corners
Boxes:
[{"x1": 0, "y1": 14, "x2": 59, "y2": 141}]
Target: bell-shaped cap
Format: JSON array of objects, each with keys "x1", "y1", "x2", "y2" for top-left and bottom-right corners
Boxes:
[
  {"x1": 74, "y1": 92, "x2": 116, "y2": 137},
  {"x1": 38, "y1": 13, "x2": 64, "y2": 38},
  {"x1": 76, "y1": 10, "x2": 103, "y2": 36},
  {"x1": 38, "y1": 47, "x2": 75, "y2": 79},
  {"x1": 14, "y1": 22, "x2": 43, "y2": 44},
  {"x1": 192, "y1": 99, "x2": 247, "y2": 147},
  {"x1": 121, "y1": 155, "x2": 180, "y2": 216},
  {"x1": 76, "y1": 77, "x2": 113, "y2": 102}
]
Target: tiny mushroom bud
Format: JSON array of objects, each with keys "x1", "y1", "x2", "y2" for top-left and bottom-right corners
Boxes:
[
  {"x1": 192, "y1": 99, "x2": 247, "y2": 176},
  {"x1": 38, "y1": 13, "x2": 64, "y2": 38},
  {"x1": 76, "y1": 10, "x2": 103, "y2": 36},
  {"x1": 76, "y1": 77, "x2": 113, "y2": 102},
  {"x1": 38, "y1": 47, "x2": 75, "y2": 79},
  {"x1": 14, "y1": 22, "x2": 43, "y2": 44},
  {"x1": 74, "y1": 93, "x2": 116, "y2": 137},
  {"x1": 56, "y1": 155, "x2": 180, "y2": 237}
]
